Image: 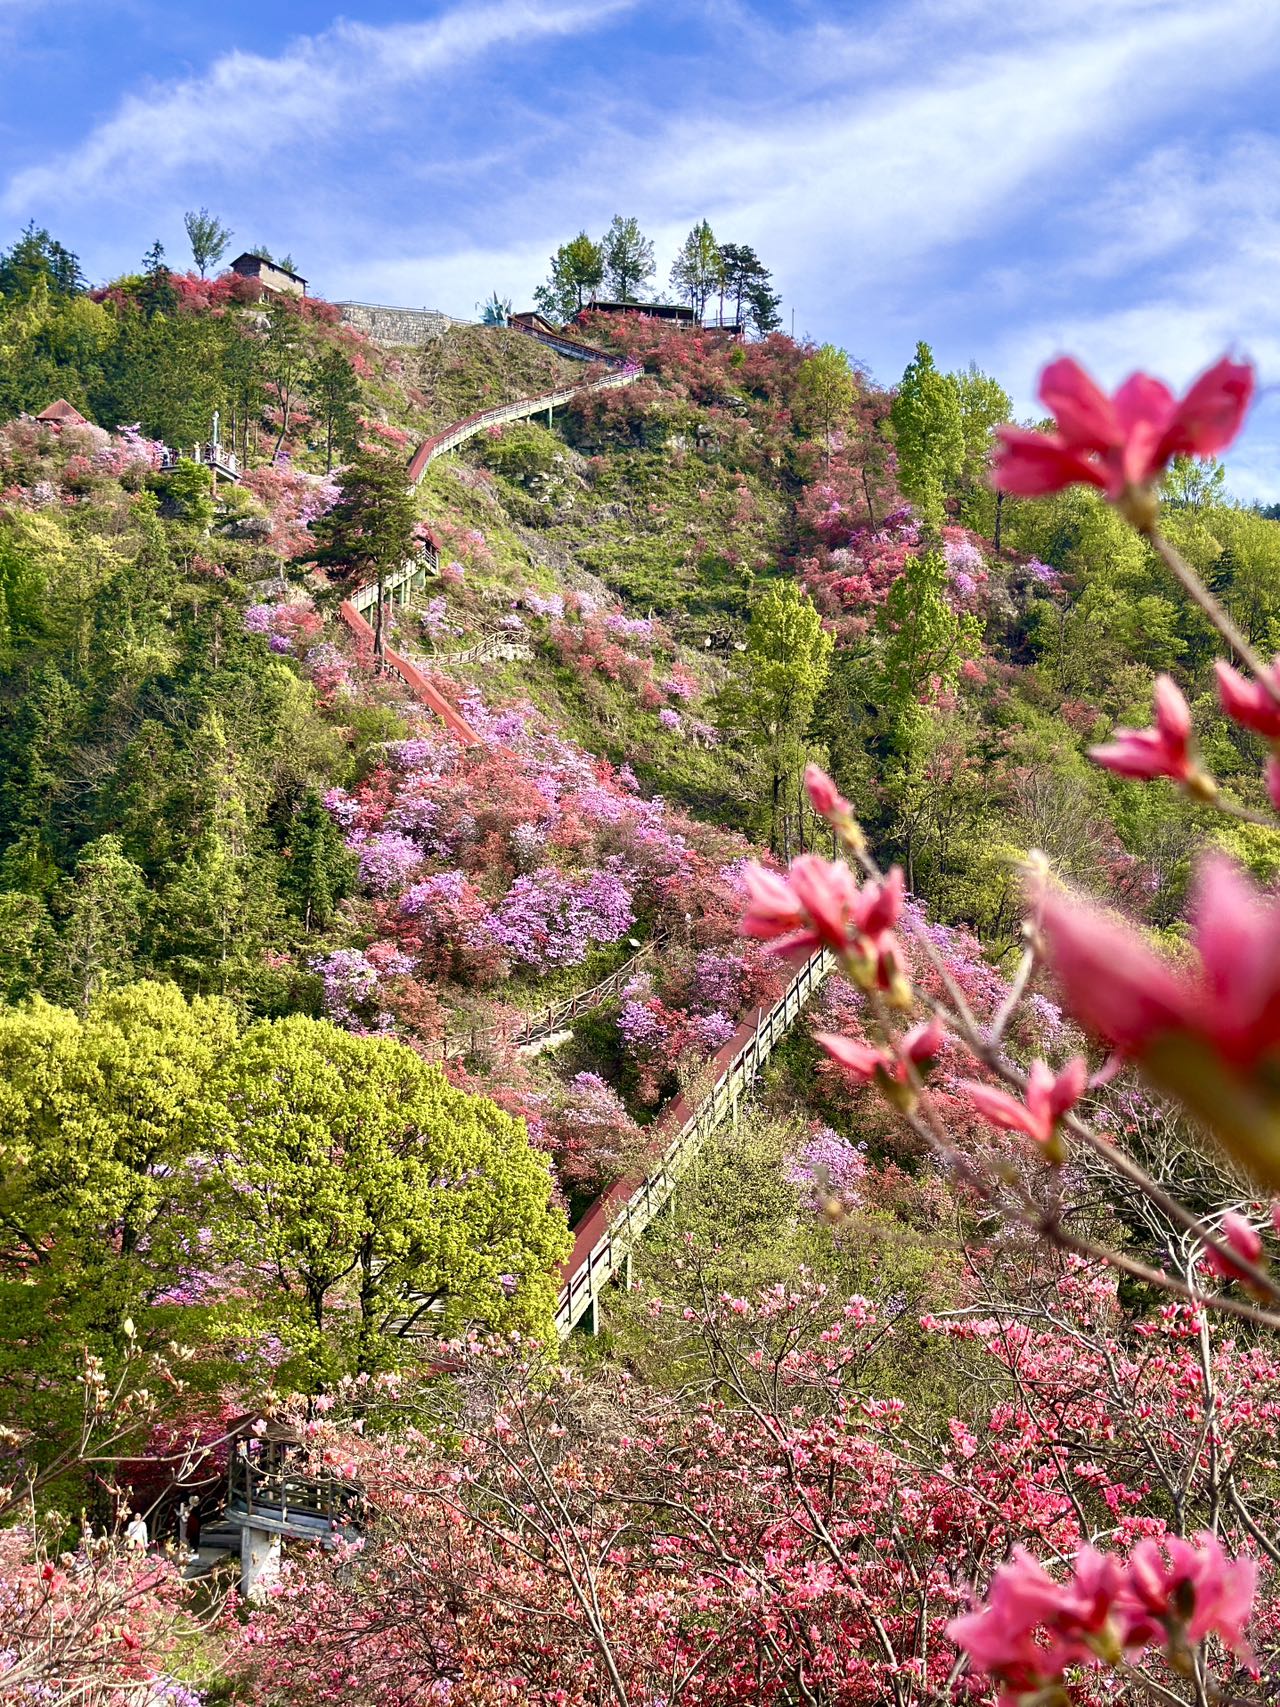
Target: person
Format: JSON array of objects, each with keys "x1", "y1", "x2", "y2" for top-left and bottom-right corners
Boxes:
[{"x1": 124, "y1": 1510, "x2": 149, "y2": 1549}]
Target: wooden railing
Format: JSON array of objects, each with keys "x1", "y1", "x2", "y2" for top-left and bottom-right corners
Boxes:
[
  {"x1": 405, "y1": 370, "x2": 640, "y2": 487},
  {"x1": 347, "y1": 540, "x2": 440, "y2": 616},
  {"x1": 508, "y1": 321, "x2": 630, "y2": 366},
  {"x1": 226, "y1": 1455, "x2": 359, "y2": 1527},
  {"x1": 555, "y1": 946, "x2": 831, "y2": 1336},
  {"x1": 440, "y1": 935, "x2": 663, "y2": 1060}
]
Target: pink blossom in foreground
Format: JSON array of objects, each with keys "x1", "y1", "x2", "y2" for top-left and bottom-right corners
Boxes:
[
  {"x1": 1124, "y1": 1532, "x2": 1257, "y2": 1652},
  {"x1": 949, "y1": 1534, "x2": 1257, "y2": 1699},
  {"x1": 815, "y1": 1017, "x2": 943, "y2": 1109},
  {"x1": 742, "y1": 855, "x2": 910, "y2": 1000},
  {"x1": 1202, "y1": 1210, "x2": 1265, "y2": 1283},
  {"x1": 1034, "y1": 855, "x2": 1280, "y2": 1184},
  {"x1": 1215, "y1": 657, "x2": 1280, "y2": 740},
  {"x1": 803, "y1": 762, "x2": 863, "y2": 847},
  {"x1": 1089, "y1": 674, "x2": 1213, "y2": 795},
  {"x1": 960, "y1": 1056, "x2": 1087, "y2": 1162},
  {"x1": 993, "y1": 354, "x2": 1254, "y2": 513}
]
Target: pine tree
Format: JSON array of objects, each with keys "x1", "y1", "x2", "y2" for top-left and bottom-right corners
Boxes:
[
  {"x1": 600, "y1": 215, "x2": 656, "y2": 302},
  {"x1": 0, "y1": 223, "x2": 84, "y2": 299},
  {"x1": 49, "y1": 834, "x2": 146, "y2": 1013},
  {"x1": 669, "y1": 221, "x2": 723, "y2": 320},
  {"x1": 307, "y1": 449, "x2": 419, "y2": 666},
  {"x1": 309, "y1": 347, "x2": 361, "y2": 472},
  {"x1": 281, "y1": 791, "x2": 355, "y2": 929}
]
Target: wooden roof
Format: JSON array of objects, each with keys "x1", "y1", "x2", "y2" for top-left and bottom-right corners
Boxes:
[{"x1": 35, "y1": 399, "x2": 88, "y2": 426}]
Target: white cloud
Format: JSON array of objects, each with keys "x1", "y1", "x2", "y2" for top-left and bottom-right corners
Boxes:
[{"x1": 2, "y1": 0, "x2": 634, "y2": 213}]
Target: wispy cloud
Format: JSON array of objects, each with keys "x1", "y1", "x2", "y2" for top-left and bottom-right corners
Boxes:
[{"x1": 3, "y1": 0, "x2": 634, "y2": 213}]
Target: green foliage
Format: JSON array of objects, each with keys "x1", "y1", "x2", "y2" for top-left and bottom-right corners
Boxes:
[
  {"x1": 0, "y1": 223, "x2": 84, "y2": 299},
  {"x1": 534, "y1": 231, "x2": 605, "y2": 323},
  {"x1": 308, "y1": 347, "x2": 362, "y2": 472},
  {"x1": 669, "y1": 219, "x2": 723, "y2": 318},
  {"x1": 280, "y1": 790, "x2": 356, "y2": 929},
  {"x1": 795, "y1": 344, "x2": 855, "y2": 462},
  {"x1": 183, "y1": 208, "x2": 233, "y2": 277},
  {"x1": 308, "y1": 447, "x2": 418, "y2": 659},
  {"x1": 601, "y1": 215, "x2": 656, "y2": 302},
  {"x1": 951, "y1": 362, "x2": 1011, "y2": 534},
  {"x1": 877, "y1": 549, "x2": 978, "y2": 725},
  {"x1": 216, "y1": 1016, "x2": 571, "y2": 1379},
  {"x1": 719, "y1": 581, "x2": 832, "y2": 852},
  {"x1": 890, "y1": 341, "x2": 964, "y2": 534}
]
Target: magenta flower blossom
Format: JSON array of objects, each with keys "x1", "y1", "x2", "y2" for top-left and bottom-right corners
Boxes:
[
  {"x1": 1089, "y1": 674, "x2": 1211, "y2": 793},
  {"x1": 960, "y1": 1057, "x2": 1087, "y2": 1162}
]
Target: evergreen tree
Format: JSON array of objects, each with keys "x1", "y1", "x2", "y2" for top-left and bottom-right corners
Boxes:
[
  {"x1": 890, "y1": 341, "x2": 965, "y2": 535},
  {"x1": 49, "y1": 834, "x2": 146, "y2": 1013},
  {"x1": 263, "y1": 294, "x2": 305, "y2": 457},
  {"x1": 718, "y1": 243, "x2": 781, "y2": 332},
  {"x1": 309, "y1": 346, "x2": 362, "y2": 472},
  {"x1": 669, "y1": 220, "x2": 723, "y2": 320},
  {"x1": 0, "y1": 223, "x2": 84, "y2": 299},
  {"x1": 183, "y1": 208, "x2": 233, "y2": 278},
  {"x1": 138, "y1": 240, "x2": 177, "y2": 319},
  {"x1": 533, "y1": 231, "x2": 604, "y2": 322},
  {"x1": 281, "y1": 790, "x2": 356, "y2": 929},
  {"x1": 307, "y1": 449, "x2": 419, "y2": 665},
  {"x1": 600, "y1": 215, "x2": 656, "y2": 302}
]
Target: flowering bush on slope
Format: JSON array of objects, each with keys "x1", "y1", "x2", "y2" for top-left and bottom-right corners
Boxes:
[{"x1": 747, "y1": 354, "x2": 1274, "y2": 1702}]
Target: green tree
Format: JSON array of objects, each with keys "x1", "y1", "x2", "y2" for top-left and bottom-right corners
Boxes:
[
  {"x1": 669, "y1": 220, "x2": 723, "y2": 320},
  {"x1": 719, "y1": 582, "x2": 833, "y2": 854},
  {"x1": 281, "y1": 790, "x2": 355, "y2": 929},
  {"x1": 600, "y1": 215, "x2": 655, "y2": 302},
  {"x1": 49, "y1": 835, "x2": 146, "y2": 1013},
  {"x1": 139, "y1": 240, "x2": 177, "y2": 319},
  {"x1": 795, "y1": 344, "x2": 856, "y2": 466},
  {"x1": 183, "y1": 208, "x2": 233, "y2": 278},
  {"x1": 719, "y1": 243, "x2": 782, "y2": 334},
  {"x1": 877, "y1": 549, "x2": 979, "y2": 729},
  {"x1": 307, "y1": 448, "x2": 419, "y2": 665},
  {"x1": 308, "y1": 346, "x2": 362, "y2": 472},
  {"x1": 217, "y1": 1017, "x2": 571, "y2": 1380},
  {"x1": 951, "y1": 362, "x2": 1011, "y2": 536},
  {"x1": 533, "y1": 231, "x2": 604, "y2": 322},
  {"x1": 890, "y1": 341, "x2": 965, "y2": 535},
  {"x1": 0, "y1": 982, "x2": 238, "y2": 1438},
  {"x1": 263, "y1": 294, "x2": 305, "y2": 458},
  {"x1": 0, "y1": 223, "x2": 84, "y2": 299}
]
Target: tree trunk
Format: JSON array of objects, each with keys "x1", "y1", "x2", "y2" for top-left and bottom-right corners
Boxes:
[
  {"x1": 374, "y1": 564, "x2": 386, "y2": 670},
  {"x1": 994, "y1": 489, "x2": 1004, "y2": 555},
  {"x1": 861, "y1": 466, "x2": 877, "y2": 530}
]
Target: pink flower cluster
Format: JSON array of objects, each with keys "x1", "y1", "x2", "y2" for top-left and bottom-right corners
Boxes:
[{"x1": 949, "y1": 1534, "x2": 1255, "y2": 1702}]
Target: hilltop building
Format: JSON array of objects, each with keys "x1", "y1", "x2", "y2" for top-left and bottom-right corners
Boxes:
[{"x1": 229, "y1": 253, "x2": 308, "y2": 298}]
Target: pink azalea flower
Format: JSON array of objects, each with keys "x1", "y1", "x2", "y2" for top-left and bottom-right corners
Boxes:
[
  {"x1": 1089, "y1": 675, "x2": 1212, "y2": 794},
  {"x1": 1035, "y1": 856, "x2": 1280, "y2": 1183},
  {"x1": 961, "y1": 1056, "x2": 1087, "y2": 1159},
  {"x1": 993, "y1": 355, "x2": 1254, "y2": 509},
  {"x1": 816, "y1": 1017, "x2": 944, "y2": 1091},
  {"x1": 1124, "y1": 1532, "x2": 1256, "y2": 1653},
  {"x1": 1215, "y1": 657, "x2": 1280, "y2": 741},
  {"x1": 1202, "y1": 1210, "x2": 1265, "y2": 1282},
  {"x1": 804, "y1": 763, "x2": 847, "y2": 819}
]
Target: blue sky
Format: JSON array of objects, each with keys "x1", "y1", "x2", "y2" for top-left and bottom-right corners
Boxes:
[{"x1": 3, "y1": 0, "x2": 1280, "y2": 496}]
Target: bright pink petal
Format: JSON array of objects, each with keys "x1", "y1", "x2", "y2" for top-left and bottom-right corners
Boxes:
[
  {"x1": 1112, "y1": 372, "x2": 1176, "y2": 485},
  {"x1": 1214, "y1": 658, "x2": 1280, "y2": 739},
  {"x1": 1048, "y1": 1056, "x2": 1088, "y2": 1120},
  {"x1": 1160, "y1": 356, "x2": 1255, "y2": 463},
  {"x1": 1189, "y1": 854, "x2": 1280, "y2": 1064},
  {"x1": 1089, "y1": 731, "x2": 1186, "y2": 781},
  {"x1": 1035, "y1": 883, "x2": 1185, "y2": 1054},
  {"x1": 903, "y1": 1016, "x2": 945, "y2": 1064},
  {"x1": 1153, "y1": 673, "x2": 1192, "y2": 747},
  {"x1": 741, "y1": 863, "x2": 805, "y2": 940},
  {"x1": 856, "y1": 865, "x2": 905, "y2": 940},
  {"x1": 815, "y1": 1032, "x2": 884, "y2": 1082},
  {"x1": 961, "y1": 1079, "x2": 1047, "y2": 1144},
  {"x1": 804, "y1": 763, "x2": 847, "y2": 820},
  {"x1": 1038, "y1": 357, "x2": 1120, "y2": 450},
  {"x1": 788, "y1": 855, "x2": 858, "y2": 953},
  {"x1": 992, "y1": 428, "x2": 1108, "y2": 497}
]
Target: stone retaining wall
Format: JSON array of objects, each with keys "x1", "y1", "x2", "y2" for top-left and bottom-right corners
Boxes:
[{"x1": 335, "y1": 302, "x2": 463, "y2": 345}]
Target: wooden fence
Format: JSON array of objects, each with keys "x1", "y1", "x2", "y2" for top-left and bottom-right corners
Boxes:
[{"x1": 555, "y1": 946, "x2": 831, "y2": 1335}]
